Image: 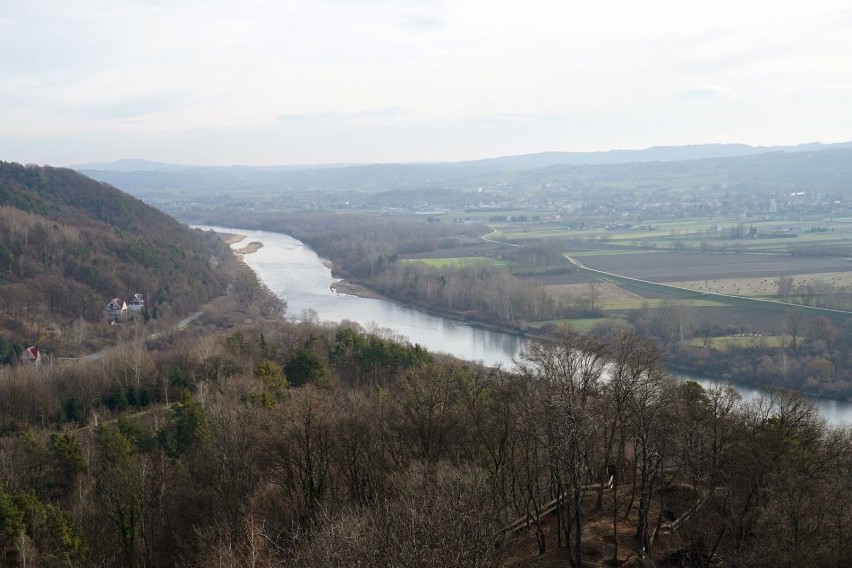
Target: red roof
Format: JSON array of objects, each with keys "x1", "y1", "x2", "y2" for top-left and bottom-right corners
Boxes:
[{"x1": 21, "y1": 346, "x2": 40, "y2": 361}]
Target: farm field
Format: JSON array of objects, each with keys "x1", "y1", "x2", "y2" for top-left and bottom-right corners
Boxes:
[
  {"x1": 401, "y1": 256, "x2": 508, "y2": 268},
  {"x1": 545, "y1": 282, "x2": 642, "y2": 303},
  {"x1": 539, "y1": 284, "x2": 722, "y2": 309},
  {"x1": 566, "y1": 249, "x2": 659, "y2": 257},
  {"x1": 386, "y1": 215, "x2": 850, "y2": 338},
  {"x1": 596, "y1": 297, "x2": 728, "y2": 310},
  {"x1": 573, "y1": 251, "x2": 851, "y2": 282},
  {"x1": 663, "y1": 305, "x2": 791, "y2": 334},
  {"x1": 491, "y1": 216, "x2": 852, "y2": 253},
  {"x1": 401, "y1": 241, "x2": 502, "y2": 259},
  {"x1": 664, "y1": 271, "x2": 852, "y2": 297}
]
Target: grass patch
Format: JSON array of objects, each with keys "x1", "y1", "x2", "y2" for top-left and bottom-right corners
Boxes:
[
  {"x1": 686, "y1": 335, "x2": 786, "y2": 349},
  {"x1": 528, "y1": 317, "x2": 624, "y2": 331},
  {"x1": 401, "y1": 256, "x2": 507, "y2": 268}
]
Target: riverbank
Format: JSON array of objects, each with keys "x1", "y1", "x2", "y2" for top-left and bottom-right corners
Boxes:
[
  {"x1": 330, "y1": 280, "x2": 388, "y2": 300},
  {"x1": 213, "y1": 229, "x2": 521, "y2": 339},
  {"x1": 319, "y1": 254, "x2": 532, "y2": 337},
  {"x1": 217, "y1": 232, "x2": 246, "y2": 245},
  {"x1": 331, "y1": 273, "x2": 532, "y2": 338},
  {"x1": 211, "y1": 230, "x2": 263, "y2": 254}
]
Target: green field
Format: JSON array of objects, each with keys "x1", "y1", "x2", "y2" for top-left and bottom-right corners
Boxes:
[
  {"x1": 527, "y1": 317, "x2": 625, "y2": 332},
  {"x1": 490, "y1": 215, "x2": 852, "y2": 253}
]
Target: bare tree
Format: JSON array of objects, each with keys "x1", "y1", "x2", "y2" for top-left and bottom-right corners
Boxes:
[
  {"x1": 629, "y1": 361, "x2": 674, "y2": 554},
  {"x1": 265, "y1": 386, "x2": 335, "y2": 521},
  {"x1": 775, "y1": 275, "x2": 794, "y2": 299},
  {"x1": 782, "y1": 310, "x2": 806, "y2": 351},
  {"x1": 290, "y1": 462, "x2": 507, "y2": 568},
  {"x1": 587, "y1": 280, "x2": 602, "y2": 312},
  {"x1": 807, "y1": 315, "x2": 837, "y2": 344},
  {"x1": 518, "y1": 327, "x2": 607, "y2": 566}
]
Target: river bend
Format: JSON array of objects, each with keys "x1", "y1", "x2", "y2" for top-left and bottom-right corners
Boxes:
[{"x1": 199, "y1": 226, "x2": 851, "y2": 425}]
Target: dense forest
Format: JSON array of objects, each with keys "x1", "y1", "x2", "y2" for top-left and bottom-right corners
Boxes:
[
  {"x1": 0, "y1": 162, "x2": 235, "y2": 360},
  {"x1": 0, "y1": 314, "x2": 849, "y2": 567}
]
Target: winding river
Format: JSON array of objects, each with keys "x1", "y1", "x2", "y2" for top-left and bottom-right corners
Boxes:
[
  {"x1": 200, "y1": 226, "x2": 851, "y2": 425},
  {"x1": 202, "y1": 227, "x2": 525, "y2": 367}
]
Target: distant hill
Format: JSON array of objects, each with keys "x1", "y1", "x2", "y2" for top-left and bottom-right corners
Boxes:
[
  {"x1": 460, "y1": 141, "x2": 852, "y2": 169},
  {"x1": 502, "y1": 147, "x2": 852, "y2": 190},
  {"x1": 76, "y1": 141, "x2": 852, "y2": 199},
  {"x1": 74, "y1": 140, "x2": 852, "y2": 173},
  {"x1": 0, "y1": 161, "x2": 233, "y2": 359}
]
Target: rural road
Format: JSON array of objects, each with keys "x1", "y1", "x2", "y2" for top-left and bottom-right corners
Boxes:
[
  {"x1": 565, "y1": 255, "x2": 852, "y2": 319},
  {"x1": 481, "y1": 228, "x2": 521, "y2": 247}
]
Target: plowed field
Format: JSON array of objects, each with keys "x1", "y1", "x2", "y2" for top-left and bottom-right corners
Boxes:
[{"x1": 577, "y1": 251, "x2": 851, "y2": 282}]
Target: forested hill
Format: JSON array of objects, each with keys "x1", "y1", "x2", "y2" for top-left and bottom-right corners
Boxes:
[{"x1": 0, "y1": 161, "x2": 232, "y2": 358}]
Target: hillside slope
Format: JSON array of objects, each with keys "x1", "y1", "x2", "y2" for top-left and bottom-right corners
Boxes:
[{"x1": 0, "y1": 161, "x2": 233, "y2": 360}]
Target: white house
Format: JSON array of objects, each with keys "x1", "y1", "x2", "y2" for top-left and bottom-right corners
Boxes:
[{"x1": 127, "y1": 293, "x2": 144, "y2": 312}]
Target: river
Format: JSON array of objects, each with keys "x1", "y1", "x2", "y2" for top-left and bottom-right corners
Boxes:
[
  {"x1": 201, "y1": 227, "x2": 525, "y2": 367},
  {"x1": 200, "y1": 226, "x2": 851, "y2": 425}
]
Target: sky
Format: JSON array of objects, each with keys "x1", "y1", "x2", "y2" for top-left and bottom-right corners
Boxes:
[{"x1": 2, "y1": 0, "x2": 852, "y2": 166}]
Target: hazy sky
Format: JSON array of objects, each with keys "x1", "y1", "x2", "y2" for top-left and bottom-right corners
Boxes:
[{"x1": 2, "y1": 0, "x2": 851, "y2": 166}]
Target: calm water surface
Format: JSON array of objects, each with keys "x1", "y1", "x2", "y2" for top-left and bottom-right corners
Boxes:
[
  {"x1": 201, "y1": 227, "x2": 524, "y2": 367},
  {"x1": 200, "y1": 226, "x2": 851, "y2": 425}
]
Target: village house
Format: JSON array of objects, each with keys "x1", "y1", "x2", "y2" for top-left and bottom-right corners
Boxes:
[
  {"x1": 19, "y1": 346, "x2": 41, "y2": 365},
  {"x1": 106, "y1": 298, "x2": 128, "y2": 322},
  {"x1": 127, "y1": 293, "x2": 145, "y2": 312}
]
